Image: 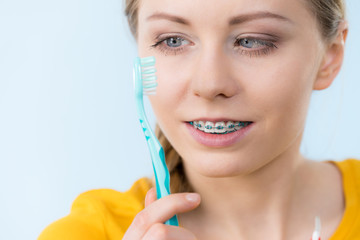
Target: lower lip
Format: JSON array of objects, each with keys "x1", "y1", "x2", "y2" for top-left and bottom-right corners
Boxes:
[{"x1": 185, "y1": 122, "x2": 254, "y2": 147}]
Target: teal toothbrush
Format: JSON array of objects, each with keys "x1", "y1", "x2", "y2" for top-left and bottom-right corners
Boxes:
[{"x1": 133, "y1": 56, "x2": 179, "y2": 226}]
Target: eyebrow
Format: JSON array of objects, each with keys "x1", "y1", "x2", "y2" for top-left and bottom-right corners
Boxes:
[
  {"x1": 146, "y1": 11, "x2": 293, "y2": 26},
  {"x1": 229, "y1": 11, "x2": 293, "y2": 25},
  {"x1": 147, "y1": 12, "x2": 191, "y2": 25}
]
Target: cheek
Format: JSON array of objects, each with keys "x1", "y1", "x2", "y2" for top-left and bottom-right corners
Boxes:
[
  {"x1": 147, "y1": 62, "x2": 189, "y2": 138},
  {"x1": 149, "y1": 57, "x2": 192, "y2": 113},
  {"x1": 249, "y1": 45, "x2": 320, "y2": 124},
  {"x1": 157, "y1": 59, "x2": 190, "y2": 97}
]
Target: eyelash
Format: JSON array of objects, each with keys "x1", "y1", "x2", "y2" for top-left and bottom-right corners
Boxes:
[
  {"x1": 150, "y1": 36, "x2": 188, "y2": 56},
  {"x1": 234, "y1": 38, "x2": 278, "y2": 57},
  {"x1": 150, "y1": 35, "x2": 278, "y2": 57}
]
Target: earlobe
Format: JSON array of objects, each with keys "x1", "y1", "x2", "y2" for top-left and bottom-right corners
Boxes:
[{"x1": 313, "y1": 22, "x2": 348, "y2": 91}]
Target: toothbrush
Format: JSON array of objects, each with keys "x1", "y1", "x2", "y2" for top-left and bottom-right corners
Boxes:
[
  {"x1": 133, "y1": 56, "x2": 179, "y2": 226},
  {"x1": 311, "y1": 216, "x2": 321, "y2": 240}
]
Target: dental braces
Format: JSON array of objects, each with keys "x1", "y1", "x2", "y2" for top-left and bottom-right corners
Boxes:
[{"x1": 190, "y1": 121, "x2": 251, "y2": 134}]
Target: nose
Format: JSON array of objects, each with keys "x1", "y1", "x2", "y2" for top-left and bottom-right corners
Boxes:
[{"x1": 191, "y1": 43, "x2": 239, "y2": 100}]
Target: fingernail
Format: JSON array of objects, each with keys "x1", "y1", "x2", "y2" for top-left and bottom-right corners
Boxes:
[{"x1": 186, "y1": 193, "x2": 200, "y2": 203}]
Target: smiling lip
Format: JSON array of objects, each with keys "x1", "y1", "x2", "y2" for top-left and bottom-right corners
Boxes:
[
  {"x1": 185, "y1": 121, "x2": 254, "y2": 147},
  {"x1": 190, "y1": 118, "x2": 249, "y2": 122}
]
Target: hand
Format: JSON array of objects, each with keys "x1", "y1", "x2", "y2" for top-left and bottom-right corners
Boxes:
[{"x1": 123, "y1": 187, "x2": 201, "y2": 240}]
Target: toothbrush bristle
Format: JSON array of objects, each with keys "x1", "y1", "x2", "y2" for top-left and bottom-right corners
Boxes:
[{"x1": 140, "y1": 56, "x2": 157, "y2": 95}]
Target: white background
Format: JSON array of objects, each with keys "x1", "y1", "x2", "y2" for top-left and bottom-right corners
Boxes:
[{"x1": 0, "y1": 1, "x2": 359, "y2": 239}]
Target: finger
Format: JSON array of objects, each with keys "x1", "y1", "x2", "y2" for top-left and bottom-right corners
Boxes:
[
  {"x1": 145, "y1": 188, "x2": 157, "y2": 208},
  {"x1": 125, "y1": 192, "x2": 200, "y2": 240},
  {"x1": 140, "y1": 192, "x2": 200, "y2": 226},
  {"x1": 142, "y1": 223, "x2": 197, "y2": 240}
]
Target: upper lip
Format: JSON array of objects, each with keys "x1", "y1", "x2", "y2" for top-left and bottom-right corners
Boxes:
[{"x1": 187, "y1": 118, "x2": 253, "y2": 122}]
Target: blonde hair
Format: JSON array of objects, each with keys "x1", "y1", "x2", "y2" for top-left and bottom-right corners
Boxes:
[
  {"x1": 124, "y1": 0, "x2": 346, "y2": 193},
  {"x1": 307, "y1": 0, "x2": 346, "y2": 41}
]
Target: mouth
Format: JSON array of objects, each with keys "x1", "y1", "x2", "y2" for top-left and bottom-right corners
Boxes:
[
  {"x1": 185, "y1": 120, "x2": 254, "y2": 147},
  {"x1": 188, "y1": 120, "x2": 253, "y2": 134}
]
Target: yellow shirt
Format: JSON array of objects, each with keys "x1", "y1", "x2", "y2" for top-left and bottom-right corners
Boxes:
[
  {"x1": 38, "y1": 159, "x2": 360, "y2": 239},
  {"x1": 329, "y1": 159, "x2": 360, "y2": 239}
]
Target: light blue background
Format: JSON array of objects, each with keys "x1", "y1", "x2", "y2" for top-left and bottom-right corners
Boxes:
[{"x1": 0, "y1": 1, "x2": 359, "y2": 239}]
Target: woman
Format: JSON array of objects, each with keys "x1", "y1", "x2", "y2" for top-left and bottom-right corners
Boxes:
[{"x1": 39, "y1": 0, "x2": 360, "y2": 239}]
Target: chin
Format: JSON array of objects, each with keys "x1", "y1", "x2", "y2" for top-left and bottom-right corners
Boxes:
[{"x1": 182, "y1": 151, "x2": 264, "y2": 178}]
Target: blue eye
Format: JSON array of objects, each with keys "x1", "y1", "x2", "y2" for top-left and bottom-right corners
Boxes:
[
  {"x1": 164, "y1": 37, "x2": 190, "y2": 48},
  {"x1": 236, "y1": 38, "x2": 275, "y2": 49},
  {"x1": 151, "y1": 35, "x2": 191, "y2": 55},
  {"x1": 165, "y1": 37, "x2": 183, "y2": 47},
  {"x1": 233, "y1": 37, "x2": 278, "y2": 57},
  {"x1": 240, "y1": 38, "x2": 255, "y2": 48},
  {"x1": 238, "y1": 38, "x2": 265, "y2": 48}
]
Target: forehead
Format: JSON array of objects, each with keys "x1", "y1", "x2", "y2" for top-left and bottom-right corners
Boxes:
[{"x1": 138, "y1": 0, "x2": 312, "y2": 27}]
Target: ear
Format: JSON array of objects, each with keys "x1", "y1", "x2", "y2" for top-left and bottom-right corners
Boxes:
[{"x1": 313, "y1": 21, "x2": 349, "y2": 90}]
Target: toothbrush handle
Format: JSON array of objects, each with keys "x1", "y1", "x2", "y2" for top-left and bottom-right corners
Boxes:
[
  {"x1": 151, "y1": 143, "x2": 179, "y2": 226},
  {"x1": 165, "y1": 215, "x2": 179, "y2": 226},
  {"x1": 141, "y1": 119, "x2": 179, "y2": 226}
]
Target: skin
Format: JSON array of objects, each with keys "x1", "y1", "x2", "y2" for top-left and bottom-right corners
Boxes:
[{"x1": 124, "y1": 0, "x2": 348, "y2": 239}]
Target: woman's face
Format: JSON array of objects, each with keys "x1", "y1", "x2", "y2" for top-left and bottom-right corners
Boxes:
[{"x1": 137, "y1": 0, "x2": 326, "y2": 177}]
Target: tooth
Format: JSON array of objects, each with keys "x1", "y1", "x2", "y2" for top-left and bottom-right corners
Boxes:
[
  {"x1": 195, "y1": 120, "x2": 248, "y2": 134},
  {"x1": 234, "y1": 121, "x2": 242, "y2": 130},
  {"x1": 198, "y1": 121, "x2": 205, "y2": 131},
  {"x1": 204, "y1": 121, "x2": 214, "y2": 133},
  {"x1": 226, "y1": 121, "x2": 235, "y2": 132},
  {"x1": 214, "y1": 122, "x2": 226, "y2": 134}
]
